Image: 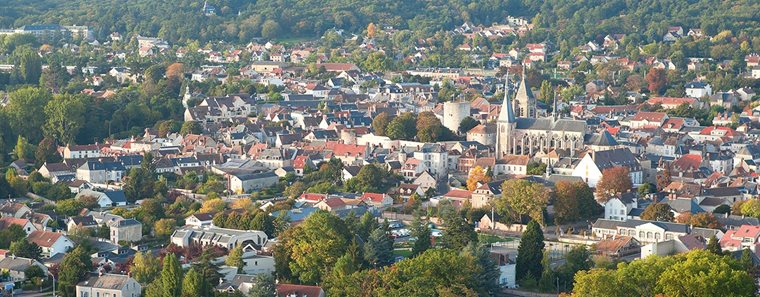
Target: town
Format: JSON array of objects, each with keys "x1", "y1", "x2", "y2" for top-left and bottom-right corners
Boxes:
[{"x1": 0, "y1": 1, "x2": 759, "y2": 296}]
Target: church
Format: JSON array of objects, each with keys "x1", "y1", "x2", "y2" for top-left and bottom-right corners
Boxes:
[{"x1": 496, "y1": 74, "x2": 586, "y2": 157}]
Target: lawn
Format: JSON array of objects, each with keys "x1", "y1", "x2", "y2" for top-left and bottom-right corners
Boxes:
[
  {"x1": 478, "y1": 233, "x2": 514, "y2": 244},
  {"x1": 393, "y1": 248, "x2": 413, "y2": 258}
]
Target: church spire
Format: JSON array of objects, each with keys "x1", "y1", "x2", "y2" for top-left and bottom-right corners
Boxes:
[
  {"x1": 553, "y1": 92, "x2": 558, "y2": 121},
  {"x1": 497, "y1": 72, "x2": 515, "y2": 123}
]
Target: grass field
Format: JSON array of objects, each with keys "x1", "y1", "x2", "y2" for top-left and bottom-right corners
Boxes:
[{"x1": 478, "y1": 233, "x2": 514, "y2": 244}]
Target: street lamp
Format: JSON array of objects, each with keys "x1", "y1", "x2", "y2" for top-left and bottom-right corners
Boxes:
[{"x1": 48, "y1": 271, "x2": 56, "y2": 297}]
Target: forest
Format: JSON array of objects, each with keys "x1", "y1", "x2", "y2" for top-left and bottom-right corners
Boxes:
[{"x1": 1, "y1": 0, "x2": 757, "y2": 47}]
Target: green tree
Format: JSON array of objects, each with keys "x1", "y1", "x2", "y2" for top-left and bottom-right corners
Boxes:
[
  {"x1": 9, "y1": 240, "x2": 42, "y2": 260},
  {"x1": 385, "y1": 112, "x2": 417, "y2": 140},
  {"x1": 226, "y1": 245, "x2": 245, "y2": 273},
  {"x1": 410, "y1": 212, "x2": 431, "y2": 256},
  {"x1": 180, "y1": 268, "x2": 203, "y2": 297},
  {"x1": 554, "y1": 181, "x2": 600, "y2": 225},
  {"x1": 539, "y1": 80, "x2": 554, "y2": 104},
  {"x1": 193, "y1": 249, "x2": 222, "y2": 296},
  {"x1": 7, "y1": 87, "x2": 51, "y2": 143},
  {"x1": 457, "y1": 117, "x2": 479, "y2": 134},
  {"x1": 364, "y1": 224, "x2": 394, "y2": 268},
  {"x1": 707, "y1": 235, "x2": 722, "y2": 255},
  {"x1": 416, "y1": 111, "x2": 455, "y2": 142},
  {"x1": 261, "y1": 20, "x2": 282, "y2": 39},
  {"x1": 18, "y1": 48, "x2": 42, "y2": 84},
  {"x1": 0, "y1": 225, "x2": 27, "y2": 249},
  {"x1": 371, "y1": 112, "x2": 390, "y2": 136},
  {"x1": 15, "y1": 135, "x2": 34, "y2": 161},
  {"x1": 279, "y1": 210, "x2": 351, "y2": 284},
  {"x1": 160, "y1": 253, "x2": 183, "y2": 297},
  {"x1": 58, "y1": 246, "x2": 91, "y2": 297},
  {"x1": 180, "y1": 121, "x2": 203, "y2": 135},
  {"x1": 441, "y1": 214, "x2": 477, "y2": 250},
  {"x1": 34, "y1": 137, "x2": 61, "y2": 167},
  {"x1": 498, "y1": 179, "x2": 550, "y2": 225},
  {"x1": 657, "y1": 250, "x2": 755, "y2": 297},
  {"x1": 461, "y1": 243, "x2": 501, "y2": 296},
  {"x1": 130, "y1": 251, "x2": 162, "y2": 284},
  {"x1": 248, "y1": 273, "x2": 276, "y2": 297},
  {"x1": 44, "y1": 94, "x2": 86, "y2": 144},
  {"x1": 517, "y1": 221, "x2": 545, "y2": 285},
  {"x1": 640, "y1": 203, "x2": 674, "y2": 222}
]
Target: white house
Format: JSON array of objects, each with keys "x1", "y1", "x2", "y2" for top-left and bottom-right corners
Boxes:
[
  {"x1": 592, "y1": 219, "x2": 690, "y2": 245},
  {"x1": 27, "y1": 230, "x2": 74, "y2": 258},
  {"x1": 76, "y1": 273, "x2": 142, "y2": 297},
  {"x1": 684, "y1": 81, "x2": 712, "y2": 98},
  {"x1": 604, "y1": 193, "x2": 638, "y2": 221},
  {"x1": 572, "y1": 148, "x2": 643, "y2": 187}
]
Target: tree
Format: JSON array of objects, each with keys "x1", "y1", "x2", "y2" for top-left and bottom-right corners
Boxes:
[
  {"x1": 640, "y1": 203, "x2": 674, "y2": 222},
  {"x1": 226, "y1": 245, "x2": 245, "y2": 273},
  {"x1": 7, "y1": 87, "x2": 51, "y2": 143},
  {"x1": 367, "y1": 23, "x2": 377, "y2": 38},
  {"x1": 594, "y1": 166, "x2": 633, "y2": 202},
  {"x1": 15, "y1": 135, "x2": 34, "y2": 161},
  {"x1": 675, "y1": 212, "x2": 721, "y2": 229},
  {"x1": 713, "y1": 204, "x2": 731, "y2": 215},
  {"x1": 35, "y1": 137, "x2": 61, "y2": 167},
  {"x1": 554, "y1": 181, "x2": 601, "y2": 225},
  {"x1": 180, "y1": 268, "x2": 202, "y2": 297},
  {"x1": 58, "y1": 246, "x2": 91, "y2": 297},
  {"x1": 385, "y1": 112, "x2": 417, "y2": 140},
  {"x1": 458, "y1": 117, "x2": 479, "y2": 134},
  {"x1": 279, "y1": 211, "x2": 351, "y2": 284},
  {"x1": 656, "y1": 163, "x2": 673, "y2": 191},
  {"x1": 539, "y1": 80, "x2": 554, "y2": 104},
  {"x1": 498, "y1": 179, "x2": 550, "y2": 225},
  {"x1": 200, "y1": 197, "x2": 226, "y2": 213},
  {"x1": 0, "y1": 225, "x2": 28, "y2": 249},
  {"x1": 19, "y1": 48, "x2": 42, "y2": 84},
  {"x1": 9, "y1": 240, "x2": 42, "y2": 260},
  {"x1": 466, "y1": 165, "x2": 491, "y2": 191},
  {"x1": 645, "y1": 68, "x2": 667, "y2": 95},
  {"x1": 180, "y1": 121, "x2": 203, "y2": 135},
  {"x1": 364, "y1": 224, "x2": 394, "y2": 268},
  {"x1": 741, "y1": 200, "x2": 760, "y2": 218},
  {"x1": 261, "y1": 20, "x2": 282, "y2": 39},
  {"x1": 657, "y1": 250, "x2": 755, "y2": 297},
  {"x1": 248, "y1": 273, "x2": 276, "y2": 297},
  {"x1": 441, "y1": 214, "x2": 478, "y2": 250},
  {"x1": 130, "y1": 251, "x2": 161, "y2": 284},
  {"x1": 416, "y1": 111, "x2": 455, "y2": 142},
  {"x1": 160, "y1": 253, "x2": 183, "y2": 297},
  {"x1": 526, "y1": 161, "x2": 547, "y2": 175},
  {"x1": 707, "y1": 235, "x2": 722, "y2": 255},
  {"x1": 516, "y1": 221, "x2": 544, "y2": 285},
  {"x1": 637, "y1": 183, "x2": 654, "y2": 196},
  {"x1": 343, "y1": 163, "x2": 396, "y2": 193},
  {"x1": 371, "y1": 112, "x2": 390, "y2": 136},
  {"x1": 44, "y1": 94, "x2": 86, "y2": 144},
  {"x1": 410, "y1": 212, "x2": 431, "y2": 256},
  {"x1": 461, "y1": 243, "x2": 501, "y2": 296},
  {"x1": 153, "y1": 218, "x2": 177, "y2": 237},
  {"x1": 193, "y1": 249, "x2": 222, "y2": 296}
]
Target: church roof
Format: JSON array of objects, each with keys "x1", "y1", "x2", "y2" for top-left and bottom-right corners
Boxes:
[
  {"x1": 497, "y1": 78, "x2": 515, "y2": 123},
  {"x1": 515, "y1": 118, "x2": 586, "y2": 133},
  {"x1": 514, "y1": 75, "x2": 535, "y2": 103}
]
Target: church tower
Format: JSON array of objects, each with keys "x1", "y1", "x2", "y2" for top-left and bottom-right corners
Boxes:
[
  {"x1": 496, "y1": 75, "x2": 516, "y2": 158},
  {"x1": 513, "y1": 73, "x2": 536, "y2": 118}
]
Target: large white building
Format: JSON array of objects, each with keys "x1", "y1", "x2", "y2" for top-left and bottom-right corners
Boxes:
[{"x1": 171, "y1": 226, "x2": 268, "y2": 251}]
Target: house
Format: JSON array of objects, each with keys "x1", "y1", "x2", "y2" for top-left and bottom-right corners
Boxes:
[
  {"x1": 66, "y1": 216, "x2": 99, "y2": 232},
  {"x1": 0, "y1": 217, "x2": 37, "y2": 234},
  {"x1": 493, "y1": 155, "x2": 529, "y2": 175},
  {"x1": 592, "y1": 219, "x2": 690, "y2": 245},
  {"x1": 604, "y1": 192, "x2": 638, "y2": 221},
  {"x1": 185, "y1": 212, "x2": 215, "y2": 227},
  {"x1": 228, "y1": 171, "x2": 279, "y2": 194},
  {"x1": 76, "y1": 161, "x2": 127, "y2": 184},
  {"x1": 216, "y1": 274, "x2": 259, "y2": 294},
  {"x1": 109, "y1": 219, "x2": 142, "y2": 244},
  {"x1": 471, "y1": 181, "x2": 502, "y2": 208},
  {"x1": 359, "y1": 192, "x2": 394, "y2": 209},
  {"x1": 64, "y1": 144, "x2": 101, "y2": 159},
  {"x1": 646, "y1": 97, "x2": 698, "y2": 110},
  {"x1": 719, "y1": 225, "x2": 760, "y2": 252},
  {"x1": 0, "y1": 255, "x2": 48, "y2": 282},
  {"x1": 76, "y1": 273, "x2": 142, "y2": 297},
  {"x1": 572, "y1": 148, "x2": 643, "y2": 187},
  {"x1": 491, "y1": 252, "x2": 516, "y2": 289},
  {"x1": 594, "y1": 236, "x2": 641, "y2": 258},
  {"x1": 27, "y1": 230, "x2": 74, "y2": 257},
  {"x1": 440, "y1": 188, "x2": 472, "y2": 208},
  {"x1": 0, "y1": 202, "x2": 32, "y2": 218},
  {"x1": 276, "y1": 284, "x2": 325, "y2": 297},
  {"x1": 684, "y1": 82, "x2": 712, "y2": 98},
  {"x1": 76, "y1": 189, "x2": 128, "y2": 207}
]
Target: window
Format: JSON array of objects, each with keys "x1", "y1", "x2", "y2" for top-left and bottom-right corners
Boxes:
[{"x1": 647, "y1": 232, "x2": 653, "y2": 239}]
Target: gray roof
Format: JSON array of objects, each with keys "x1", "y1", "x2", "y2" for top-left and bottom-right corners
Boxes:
[
  {"x1": 515, "y1": 118, "x2": 586, "y2": 133},
  {"x1": 593, "y1": 218, "x2": 690, "y2": 233},
  {"x1": 592, "y1": 148, "x2": 640, "y2": 170},
  {"x1": 586, "y1": 130, "x2": 618, "y2": 146}
]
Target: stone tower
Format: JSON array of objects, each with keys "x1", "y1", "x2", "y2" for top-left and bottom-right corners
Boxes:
[
  {"x1": 513, "y1": 73, "x2": 536, "y2": 118},
  {"x1": 443, "y1": 101, "x2": 471, "y2": 134},
  {"x1": 496, "y1": 75, "x2": 516, "y2": 158}
]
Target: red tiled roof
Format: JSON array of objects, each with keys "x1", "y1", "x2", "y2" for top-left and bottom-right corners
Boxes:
[
  {"x1": 672, "y1": 154, "x2": 702, "y2": 171},
  {"x1": 360, "y1": 193, "x2": 388, "y2": 203},
  {"x1": 298, "y1": 193, "x2": 326, "y2": 203},
  {"x1": 27, "y1": 230, "x2": 63, "y2": 248},
  {"x1": 277, "y1": 284, "x2": 323, "y2": 297},
  {"x1": 443, "y1": 188, "x2": 472, "y2": 199},
  {"x1": 647, "y1": 97, "x2": 696, "y2": 106},
  {"x1": 631, "y1": 111, "x2": 667, "y2": 122},
  {"x1": 0, "y1": 217, "x2": 30, "y2": 229}
]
